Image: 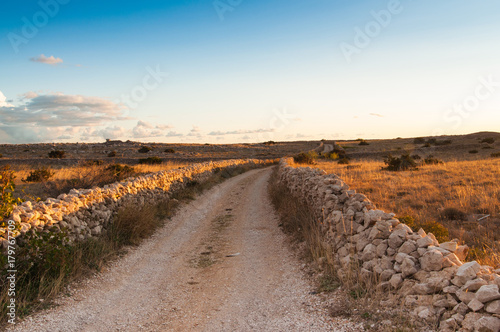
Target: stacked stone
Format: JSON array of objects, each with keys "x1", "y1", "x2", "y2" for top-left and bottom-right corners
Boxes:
[
  {"x1": 1, "y1": 159, "x2": 270, "y2": 246},
  {"x1": 278, "y1": 158, "x2": 500, "y2": 332}
]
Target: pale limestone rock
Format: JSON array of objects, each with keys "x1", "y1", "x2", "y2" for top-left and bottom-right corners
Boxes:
[
  {"x1": 475, "y1": 316, "x2": 500, "y2": 332},
  {"x1": 389, "y1": 273, "x2": 403, "y2": 289},
  {"x1": 455, "y1": 245, "x2": 469, "y2": 261},
  {"x1": 401, "y1": 257, "x2": 418, "y2": 278},
  {"x1": 486, "y1": 300, "x2": 500, "y2": 314},
  {"x1": 468, "y1": 298, "x2": 485, "y2": 312},
  {"x1": 456, "y1": 289, "x2": 476, "y2": 304},
  {"x1": 361, "y1": 244, "x2": 377, "y2": 261},
  {"x1": 463, "y1": 278, "x2": 489, "y2": 292},
  {"x1": 440, "y1": 241, "x2": 458, "y2": 252},
  {"x1": 453, "y1": 261, "x2": 481, "y2": 286},
  {"x1": 476, "y1": 284, "x2": 500, "y2": 304},
  {"x1": 398, "y1": 240, "x2": 417, "y2": 254},
  {"x1": 420, "y1": 249, "x2": 444, "y2": 271},
  {"x1": 453, "y1": 302, "x2": 469, "y2": 316},
  {"x1": 462, "y1": 312, "x2": 484, "y2": 331},
  {"x1": 417, "y1": 235, "x2": 435, "y2": 248}
]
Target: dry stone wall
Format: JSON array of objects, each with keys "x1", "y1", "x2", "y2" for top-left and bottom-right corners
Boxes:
[
  {"x1": 1, "y1": 159, "x2": 272, "y2": 247},
  {"x1": 277, "y1": 158, "x2": 500, "y2": 332}
]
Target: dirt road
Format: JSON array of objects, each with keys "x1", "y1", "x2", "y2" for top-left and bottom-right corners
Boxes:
[{"x1": 9, "y1": 167, "x2": 360, "y2": 331}]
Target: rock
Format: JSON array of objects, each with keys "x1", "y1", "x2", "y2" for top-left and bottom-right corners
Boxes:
[
  {"x1": 399, "y1": 240, "x2": 417, "y2": 254},
  {"x1": 389, "y1": 273, "x2": 403, "y2": 289},
  {"x1": 420, "y1": 249, "x2": 444, "y2": 271},
  {"x1": 486, "y1": 300, "x2": 500, "y2": 314},
  {"x1": 440, "y1": 241, "x2": 458, "y2": 252},
  {"x1": 417, "y1": 235, "x2": 435, "y2": 248},
  {"x1": 445, "y1": 253, "x2": 462, "y2": 267},
  {"x1": 380, "y1": 269, "x2": 395, "y2": 282},
  {"x1": 361, "y1": 244, "x2": 377, "y2": 261},
  {"x1": 468, "y1": 298, "x2": 484, "y2": 312},
  {"x1": 453, "y1": 261, "x2": 481, "y2": 286},
  {"x1": 463, "y1": 278, "x2": 488, "y2": 292},
  {"x1": 455, "y1": 245, "x2": 469, "y2": 261},
  {"x1": 456, "y1": 288, "x2": 476, "y2": 304},
  {"x1": 475, "y1": 316, "x2": 500, "y2": 332},
  {"x1": 462, "y1": 312, "x2": 483, "y2": 331},
  {"x1": 453, "y1": 302, "x2": 469, "y2": 316},
  {"x1": 401, "y1": 257, "x2": 418, "y2": 277},
  {"x1": 443, "y1": 285, "x2": 459, "y2": 294},
  {"x1": 476, "y1": 284, "x2": 500, "y2": 303}
]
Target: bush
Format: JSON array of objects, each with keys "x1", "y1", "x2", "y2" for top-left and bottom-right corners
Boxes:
[
  {"x1": 426, "y1": 138, "x2": 437, "y2": 145},
  {"x1": 423, "y1": 143, "x2": 431, "y2": 148},
  {"x1": 413, "y1": 137, "x2": 426, "y2": 144},
  {"x1": 138, "y1": 146, "x2": 152, "y2": 153},
  {"x1": 411, "y1": 154, "x2": 421, "y2": 160},
  {"x1": 0, "y1": 153, "x2": 2, "y2": 158},
  {"x1": 139, "y1": 157, "x2": 163, "y2": 165},
  {"x1": 440, "y1": 207, "x2": 467, "y2": 221},
  {"x1": 398, "y1": 215, "x2": 416, "y2": 230},
  {"x1": 22, "y1": 167, "x2": 55, "y2": 183},
  {"x1": 491, "y1": 152, "x2": 500, "y2": 158},
  {"x1": 107, "y1": 151, "x2": 117, "y2": 157},
  {"x1": 435, "y1": 139, "x2": 452, "y2": 146},
  {"x1": 324, "y1": 152, "x2": 339, "y2": 160},
  {"x1": 48, "y1": 150, "x2": 65, "y2": 159},
  {"x1": 85, "y1": 159, "x2": 104, "y2": 166},
  {"x1": 481, "y1": 138, "x2": 495, "y2": 144},
  {"x1": 423, "y1": 155, "x2": 443, "y2": 165},
  {"x1": 105, "y1": 164, "x2": 135, "y2": 179},
  {"x1": 358, "y1": 140, "x2": 369, "y2": 146},
  {"x1": 383, "y1": 154, "x2": 418, "y2": 171},
  {"x1": 469, "y1": 150, "x2": 478, "y2": 154},
  {"x1": 263, "y1": 141, "x2": 276, "y2": 146},
  {"x1": 0, "y1": 166, "x2": 23, "y2": 220},
  {"x1": 164, "y1": 148, "x2": 175, "y2": 153},
  {"x1": 419, "y1": 221, "x2": 449, "y2": 243},
  {"x1": 293, "y1": 152, "x2": 317, "y2": 164},
  {"x1": 338, "y1": 158, "x2": 350, "y2": 165}
]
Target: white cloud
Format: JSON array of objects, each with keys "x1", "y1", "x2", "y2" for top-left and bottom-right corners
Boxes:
[
  {"x1": 166, "y1": 131, "x2": 183, "y2": 137},
  {"x1": 369, "y1": 113, "x2": 384, "y2": 118},
  {"x1": 207, "y1": 128, "x2": 275, "y2": 136},
  {"x1": 0, "y1": 92, "x2": 126, "y2": 127},
  {"x1": 0, "y1": 91, "x2": 13, "y2": 107},
  {"x1": 30, "y1": 54, "x2": 63, "y2": 66},
  {"x1": 132, "y1": 120, "x2": 163, "y2": 138}
]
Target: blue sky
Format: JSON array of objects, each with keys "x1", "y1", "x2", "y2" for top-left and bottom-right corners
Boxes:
[{"x1": 0, "y1": 0, "x2": 499, "y2": 143}]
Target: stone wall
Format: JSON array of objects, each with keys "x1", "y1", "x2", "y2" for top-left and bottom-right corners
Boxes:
[
  {"x1": 1, "y1": 159, "x2": 272, "y2": 247},
  {"x1": 277, "y1": 158, "x2": 500, "y2": 332}
]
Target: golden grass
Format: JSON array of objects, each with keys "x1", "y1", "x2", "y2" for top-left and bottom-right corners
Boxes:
[{"x1": 301, "y1": 159, "x2": 500, "y2": 268}]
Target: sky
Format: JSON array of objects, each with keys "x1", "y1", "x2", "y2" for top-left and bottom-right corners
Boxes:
[{"x1": 0, "y1": 0, "x2": 499, "y2": 144}]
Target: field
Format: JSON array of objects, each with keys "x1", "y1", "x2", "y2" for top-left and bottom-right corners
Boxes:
[{"x1": 300, "y1": 132, "x2": 500, "y2": 268}]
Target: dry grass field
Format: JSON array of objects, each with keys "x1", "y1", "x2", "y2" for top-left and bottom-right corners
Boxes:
[{"x1": 296, "y1": 132, "x2": 500, "y2": 268}]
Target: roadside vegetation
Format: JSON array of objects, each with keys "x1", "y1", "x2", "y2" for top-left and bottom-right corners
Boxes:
[{"x1": 0, "y1": 162, "x2": 269, "y2": 326}]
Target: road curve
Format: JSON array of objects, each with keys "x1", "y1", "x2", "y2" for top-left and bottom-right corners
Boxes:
[{"x1": 9, "y1": 167, "x2": 360, "y2": 332}]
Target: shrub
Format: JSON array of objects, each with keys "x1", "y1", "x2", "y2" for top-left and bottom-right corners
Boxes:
[
  {"x1": 138, "y1": 146, "x2": 152, "y2": 153},
  {"x1": 482, "y1": 146, "x2": 494, "y2": 149},
  {"x1": 22, "y1": 167, "x2": 55, "y2": 183},
  {"x1": 293, "y1": 152, "x2": 317, "y2": 164},
  {"x1": 423, "y1": 143, "x2": 431, "y2": 148},
  {"x1": 107, "y1": 151, "x2": 117, "y2": 157},
  {"x1": 324, "y1": 152, "x2": 339, "y2": 160},
  {"x1": 85, "y1": 159, "x2": 104, "y2": 166},
  {"x1": 413, "y1": 137, "x2": 426, "y2": 144},
  {"x1": 426, "y1": 138, "x2": 437, "y2": 145},
  {"x1": 419, "y1": 221, "x2": 449, "y2": 243},
  {"x1": 48, "y1": 150, "x2": 65, "y2": 159},
  {"x1": 411, "y1": 154, "x2": 421, "y2": 160},
  {"x1": 139, "y1": 157, "x2": 163, "y2": 165},
  {"x1": 263, "y1": 141, "x2": 276, "y2": 146},
  {"x1": 491, "y1": 152, "x2": 500, "y2": 158},
  {"x1": 435, "y1": 139, "x2": 452, "y2": 146},
  {"x1": 423, "y1": 155, "x2": 443, "y2": 165},
  {"x1": 0, "y1": 166, "x2": 23, "y2": 220},
  {"x1": 469, "y1": 150, "x2": 478, "y2": 154},
  {"x1": 105, "y1": 164, "x2": 135, "y2": 179},
  {"x1": 398, "y1": 215, "x2": 416, "y2": 230},
  {"x1": 481, "y1": 138, "x2": 495, "y2": 144},
  {"x1": 358, "y1": 140, "x2": 369, "y2": 146},
  {"x1": 0, "y1": 153, "x2": 2, "y2": 158},
  {"x1": 164, "y1": 148, "x2": 175, "y2": 153},
  {"x1": 383, "y1": 154, "x2": 418, "y2": 171},
  {"x1": 439, "y1": 207, "x2": 467, "y2": 221},
  {"x1": 338, "y1": 158, "x2": 350, "y2": 165}
]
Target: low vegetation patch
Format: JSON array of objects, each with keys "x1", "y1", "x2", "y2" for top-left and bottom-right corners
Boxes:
[
  {"x1": 383, "y1": 154, "x2": 418, "y2": 171},
  {"x1": 139, "y1": 157, "x2": 163, "y2": 165},
  {"x1": 22, "y1": 167, "x2": 55, "y2": 183},
  {"x1": 138, "y1": 146, "x2": 152, "y2": 153},
  {"x1": 293, "y1": 151, "x2": 317, "y2": 165},
  {"x1": 48, "y1": 150, "x2": 65, "y2": 159}
]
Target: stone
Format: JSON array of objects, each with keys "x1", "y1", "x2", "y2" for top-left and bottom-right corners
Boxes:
[
  {"x1": 401, "y1": 257, "x2": 418, "y2": 278},
  {"x1": 486, "y1": 300, "x2": 500, "y2": 314},
  {"x1": 476, "y1": 284, "x2": 500, "y2": 303},
  {"x1": 453, "y1": 261, "x2": 481, "y2": 286},
  {"x1": 463, "y1": 278, "x2": 488, "y2": 292},
  {"x1": 453, "y1": 302, "x2": 469, "y2": 316},
  {"x1": 455, "y1": 245, "x2": 469, "y2": 261},
  {"x1": 361, "y1": 244, "x2": 377, "y2": 261},
  {"x1": 398, "y1": 240, "x2": 417, "y2": 254},
  {"x1": 462, "y1": 313, "x2": 484, "y2": 331},
  {"x1": 456, "y1": 289, "x2": 476, "y2": 304},
  {"x1": 420, "y1": 249, "x2": 444, "y2": 271},
  {"x1": 475, "y1": 316, "x2": 500, "y2": 332},
  {"x1": 445, "y1": 253, "x2": 462, "y2": 266},
  {"x1": 443, "y1": 285, "x2": 459, "y2": 294},
  {"x1": 389, "y1": 273, "x2": 403, "y2": 289},
  {"x1": 413, "y1": 283, "x2": 435, "y2": 295},
  {"x1": 416, "y1": 235, "x2": 434, "y2": 248},
  {"x1": 468, "y1": 298, "x2": 484, "y2": 312},
  {"x1": 380, "y1": 269, "x2": 395, "y2": 282},
  {"x1": 439, "y1": 241, "x2": 458, "y2": 252}
]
